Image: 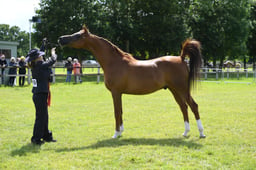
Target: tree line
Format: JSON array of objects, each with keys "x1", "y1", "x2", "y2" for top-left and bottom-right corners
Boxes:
[{"x1": 1, "y1": 0, "x2": 256, "y2": 69}]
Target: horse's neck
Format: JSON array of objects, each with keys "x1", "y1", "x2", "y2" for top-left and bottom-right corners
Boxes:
[{"x1": 87, "y1": 36, "x2": 126, "y2": 71}]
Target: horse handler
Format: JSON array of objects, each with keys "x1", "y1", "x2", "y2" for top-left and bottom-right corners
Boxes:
[{"x1": 26, "y1": 47, "x2": 57, "y2": 145}]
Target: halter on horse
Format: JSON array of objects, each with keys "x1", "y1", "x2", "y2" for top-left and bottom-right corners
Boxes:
[{"x1": 59, "y1": 26, "x2": 206, "y2": 138}]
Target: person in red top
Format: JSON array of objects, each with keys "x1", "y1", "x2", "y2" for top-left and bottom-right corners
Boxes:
[{"x1": 73, "y1": 58, "x2": 82, "y2": 83}]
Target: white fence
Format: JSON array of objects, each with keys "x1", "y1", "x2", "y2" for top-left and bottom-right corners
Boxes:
[
  {"x1": 1, "y1": 66, "x2": 256, "y2": 85},
  {"x1": 200, "y1": 67, "x2": 256, "y2": 81},
  {"x1": 0, "y1": 66, "x2": 103, "y2": 85}
]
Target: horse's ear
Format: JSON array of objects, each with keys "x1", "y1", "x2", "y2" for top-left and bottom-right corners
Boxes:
[{"x1": 83, "y1": 24, "x2": 89, "y2": 34}]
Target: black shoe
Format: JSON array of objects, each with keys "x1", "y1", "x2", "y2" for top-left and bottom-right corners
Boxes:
[
  {"x1": 43, "y1": 131, "x2": 57, "y2": 142},
  {"x1": 31, "y1": 138, "x2": 45, "y2": 145},
  {"x1": 44, "y1": 138, "x2": 57, "y2": 142}
]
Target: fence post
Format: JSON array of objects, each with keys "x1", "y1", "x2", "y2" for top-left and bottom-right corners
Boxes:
[
  {"x1": 52, "y1": 67, "x2": 56, "y2": 83},
  {"x1": 222, "y1": 69, "x2": 224, "y2": 80},
  {"x1": 75, "y1": 75, "x2": 78, "y2": 83},
  {"x1": 97, "y1": 66, "x2": 100, "y2": 84},
  {"x1": 236, "y1": 69, "x2": 239, "y2": 80},
  {"x1": 216, "y1": 69, "x2": 218, "y2": 80},
  {"x1": 28, "y1": 68, "x2": 31, "y2": 85},
  {"x1": 0, "y1": 68, "x2": 2, "y2": 85},
  {"x1": 204, "y1": 67, "x2": 207, "y2": 80},
  {"x1": 14, "y1": 76, "x2": 17, "y2": 86},
  {"x1": 255, "y1": 69, "x2": 256, "y2": 82}
]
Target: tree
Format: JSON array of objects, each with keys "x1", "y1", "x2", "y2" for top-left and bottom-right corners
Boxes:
[
  {"x1": 0, "y1": 24, "x2": 30, "y2": 57},
  {"x1": 35, "y1": 0, "x2": 251, "y2": 63},
  {"x1": 100, "y1": 0, "x2": 134, "y2": 53},
  {"x1": 34, "y1": 0, "x2": 103, "y2": 60},
  {"x1": 130, "y1": 0, "x2": 189, "y2": 59},
  {"x1": 34, "y1": 0, "x2": 189, "y2": 60},
  {"x1": 248, "y1": 3, "x2": 256, "y2": 70},
  {"x1": 187, "y1": 0, "x2": 250, "y2": 68},
  {"x1": 16, "y1": 31, "x2": 30, "y2": 57}
]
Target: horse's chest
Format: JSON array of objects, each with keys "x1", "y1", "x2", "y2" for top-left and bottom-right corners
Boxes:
[{"x1": 104, "y1": 73, "x2": 125, "y2": 92}]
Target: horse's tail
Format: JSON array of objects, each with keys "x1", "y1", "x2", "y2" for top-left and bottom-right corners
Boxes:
[{"x1": 180, "y1": 39, "x2": 202, "y2": 89}]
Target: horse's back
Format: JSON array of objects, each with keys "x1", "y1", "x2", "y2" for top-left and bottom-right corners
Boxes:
[{"x1": 114, "y1": 56, "x2": 189, "y2": 94}]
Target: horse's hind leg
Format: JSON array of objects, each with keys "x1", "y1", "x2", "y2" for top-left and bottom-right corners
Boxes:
[
  {"x1": 186, "y1": 95, "x2": 206, "y2": 138},
  {"x1": 170, "y1": 90, "x2": 190, "y2": 137}
]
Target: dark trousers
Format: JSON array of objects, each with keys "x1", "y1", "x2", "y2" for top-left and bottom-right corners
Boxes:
[
  {"x1": 19, "y1": 76, "x2": 25, "y2": 86},
  {"x1": 19, "y1": 71, "x2": 26, "y2": 86},
  {"x1": 1, "y1": 69, "x2": 4, "y2": 84},
  {"x1": 9, "y1": 76, "x2": 15, "y2": 86},
  {"x1": 32, "y1": 93, "x2": 51, "y2": 141}
]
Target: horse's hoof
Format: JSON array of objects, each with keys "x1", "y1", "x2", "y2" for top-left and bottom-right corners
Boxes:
[
  {"x1": 183, "y1": 132, "x2": 189, "y2": 137},
  {"x1": 200, "y1": 134, "x2": 206, "y2": 138},
  {"x1": 183, "y1": 134, "x2": 190, "y2": 138},
  {"x1": 112, "y1": 131, "x2": 122, "y2": 138},
  {"x1": 183, "y1": 130, "x2": 190, "y2": 137}
]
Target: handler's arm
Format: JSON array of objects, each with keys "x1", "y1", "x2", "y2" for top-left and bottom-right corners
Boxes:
[{"x1": 43, "y1": 48, "x2": 57, "y2": 67}]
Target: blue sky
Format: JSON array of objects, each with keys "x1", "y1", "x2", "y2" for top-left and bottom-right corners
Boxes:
[{"x1": 0, "y1": 0, "x2": 40, "y2": 32}]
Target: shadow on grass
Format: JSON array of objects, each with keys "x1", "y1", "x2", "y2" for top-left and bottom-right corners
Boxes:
[
  {"x1": 11, "y1": 143, "x2": 41, "y2": 157},
  {"x1": 56, "y1": 137, "x2": 202, "y2": 153}
]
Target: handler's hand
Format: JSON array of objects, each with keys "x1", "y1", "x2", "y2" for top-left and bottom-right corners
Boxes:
[{"x1": 51, "y1": 47, "x2": 57, "y2": 60}]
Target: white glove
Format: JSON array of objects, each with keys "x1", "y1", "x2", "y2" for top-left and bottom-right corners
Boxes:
[{"x1": 51, "y1": 47, "x2": 57, "y2": 61}]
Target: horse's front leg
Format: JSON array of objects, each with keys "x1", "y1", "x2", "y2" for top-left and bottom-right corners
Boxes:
[{"x1": 111, "y1": 92, "x2": 123, "y2": 138}]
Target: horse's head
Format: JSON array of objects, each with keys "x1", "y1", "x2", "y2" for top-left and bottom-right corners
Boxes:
[{"x1": 58, "y1": 26, "x2": 90, "y2": 49}]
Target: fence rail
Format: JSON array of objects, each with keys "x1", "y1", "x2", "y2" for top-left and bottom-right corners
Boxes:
[
  {"x1": 200, "y1": 67, "x2": 256, "y2": 81},
  {"x1": 1, "y1": 66, "x2": 256, "y2": 85},
  {"x1": 0, "y1": 65, "x2": 103, "y2": 85}
]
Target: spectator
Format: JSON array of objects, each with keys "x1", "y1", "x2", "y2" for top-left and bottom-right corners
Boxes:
[
  {"x1": 0, "y1": 54, "x2": 7, "y2": 84},
  {"x1": 18, "y1": 56, "x2": 27, "y2": 86},
  {"x1": 64, "y1": 57, "x2": 73, "y2": 83},
  {"x1": 73, "y1": 58, "x2": 82, "y2": 83},
  {"x1": 8, "y1": 57, "x2": 17, "y2": 86}
]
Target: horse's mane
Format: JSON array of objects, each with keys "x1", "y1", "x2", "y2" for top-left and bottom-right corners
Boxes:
[{"x1": 98, "y1": 36, "x2": 133, "y2": 59}]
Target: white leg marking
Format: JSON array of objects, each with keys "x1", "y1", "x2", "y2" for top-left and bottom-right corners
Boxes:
[
  {"x1": 197, "y1": 119, "x2": 206, "y2": 138},
  {"x1": 120, "y1": 124, "x2": 124, "y2": 132},
  {"x1": 112, "y1": 124, "x2": 124, "y2": 138},
  {"x1": 112, "y1": 131, "x2": 122, "y2": 138},
  {"x1": 183, "y1": 121, "x2": 190, "y2": 137}
]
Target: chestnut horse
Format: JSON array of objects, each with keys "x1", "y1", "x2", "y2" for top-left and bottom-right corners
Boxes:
[{"x1": 59, "y1": 27, "x2": 206, "y2": 138}]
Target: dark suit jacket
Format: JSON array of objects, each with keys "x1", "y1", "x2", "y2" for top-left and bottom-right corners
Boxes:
[{"x1": 32, "y1": 57, "x2": 56, "y2": 94}]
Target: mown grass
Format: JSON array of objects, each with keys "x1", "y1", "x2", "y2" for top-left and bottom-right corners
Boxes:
[{"x1": 0, "y1": 82, "x2": 255, "y2": 169}]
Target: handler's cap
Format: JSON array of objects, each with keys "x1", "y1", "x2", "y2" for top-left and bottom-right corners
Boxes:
[{"x1": 26, "y1": 49, "x2": 45, "y2": 62}]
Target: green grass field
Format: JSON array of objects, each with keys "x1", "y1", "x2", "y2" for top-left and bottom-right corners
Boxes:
[{"x1": 0, "y1": 81, "x2": 255, "y2": 169}]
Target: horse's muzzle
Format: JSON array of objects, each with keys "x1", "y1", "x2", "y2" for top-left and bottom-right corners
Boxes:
[
  {"x1": 58, "y1": 33, "x2": 82, "y2": 47},
  {"x1": 58, "y1": 36, "x2": 70, "y2": 46}
]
